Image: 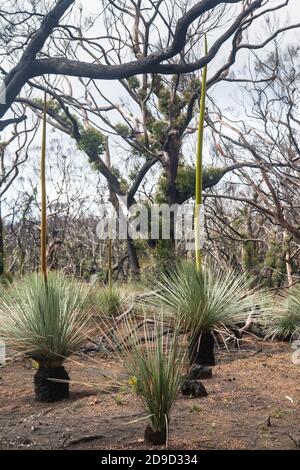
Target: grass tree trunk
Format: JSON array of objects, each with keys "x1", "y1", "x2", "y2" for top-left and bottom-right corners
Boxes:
[
  {"x1": 34, "y1": 363, "x2": 70, "y2": 402},
  {"x1": 188, "y1": 331, "x2": 216, "y2": 366}
]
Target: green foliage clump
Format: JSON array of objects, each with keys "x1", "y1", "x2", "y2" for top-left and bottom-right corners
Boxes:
[
  {"x1": 202, "y1": 166, "x2": 225, "y2": 188},
  {"x1": 127, "y1": 77, "x2": 140, "y2": 90},
  {"x1": 155, "y1": 164, "x2": 225, "y2": 203},
  {"x1": 109, "y1": 167, "x2": 129, "y2": 192},
  {"x1": 148, "y1": 120, "x2": 168, "y2": 143},
  {"x1": 34, "y1": 98, "x2": 77, "y2": 129},
  {"x1": 114, "y1": 123, "x2": 131, "y2": 138},
  {"x1": 78, "y1": 127, "x2": 105, "y2": 157},
  {"x1": 141, "y1": 240, "x2": 178, "y2": 280},
  {"x1": 240, "y1": 233, "x2": 260, "y2": 271},
  {"x1": 85, "y1": 285, "x2": 129, "y2": 317},
  {"x1": 37, "y1": 98, "x2": 61, "y2": 114}
]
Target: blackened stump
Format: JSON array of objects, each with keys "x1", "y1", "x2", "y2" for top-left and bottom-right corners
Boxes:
[
  {"x1": 189, "y1": 331, "x2": 215, "y2": 366},
  {"x1": 181, "y1": 379, "x2": 208, "y2": 398},
  {"x1": 34, "y1": 366, "x2": 70, "y2": 402},
  {"x1": 144, "y1": 425, "x2": 166, "y2": 445}
]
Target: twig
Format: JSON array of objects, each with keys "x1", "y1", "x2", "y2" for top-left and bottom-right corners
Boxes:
[
  {"x1": 288, "y1": 434, "x2": 300, "y2": 448},
  {"x1": 62, "y1": 433, "x2": 105, "y2": 448}
]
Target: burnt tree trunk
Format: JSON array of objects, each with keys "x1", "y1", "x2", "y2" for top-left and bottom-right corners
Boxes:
[
  {"x1": 34, "y1": 365, "x2": 70, "y2": 402},
  {"x1": 127, "y1": 234, "x2": 140, "y2": 279},
  {"x1": 108, "y1": 189, "x2": 141, "y2": 279},
  {"x1": 144, "y1": 425, "x2": 167, "y2": 446},
  {"x1": 165, "y1": 132, "x2": 181, "y2": 251}
]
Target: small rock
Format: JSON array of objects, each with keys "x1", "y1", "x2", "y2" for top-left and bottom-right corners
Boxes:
[
  {"x1": 83, "y1": 342, "x2": 100, "y2": 352},
  {"x1": 22, "y1": 438, "x2": 31, "y2": 445}
]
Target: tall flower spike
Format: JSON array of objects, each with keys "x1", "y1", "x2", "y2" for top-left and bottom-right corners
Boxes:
[
  {"x1": 40, "y1": 91, "x2": 48, "y2": 285},
  {"x1": 195, "y1": 33, "x2": 208, "y2": 272}
]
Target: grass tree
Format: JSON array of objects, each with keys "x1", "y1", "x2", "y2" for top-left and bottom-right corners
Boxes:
[
  {"x1": 102, "y1": 316, "x2": 187, "y2": 446},
  {"x1": 189, "y1": 34, "x2": 219, "y2": 365},
  {"x1": 85, "y1": 285, "x2": 129, "y2": 318},
  {"x1": 0, "y1": 93, "x2": 92, "y2": 402},
  {"x1": 147, "y1": 262, "x2": 263, "y2": 366},
  {"x1": 265, "y1": 286, "x2": 300, "y2": 341},
  {"x1": 155, "y1": 35, "x2": 262, "y2": 367},
  {"x1": 0, "y1": 273, "x2": 92, "y2": 402}
]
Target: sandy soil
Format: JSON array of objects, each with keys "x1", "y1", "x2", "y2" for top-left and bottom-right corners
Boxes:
[{"x1": 0, "y1": 340, "x2": 300, "y2": 450}]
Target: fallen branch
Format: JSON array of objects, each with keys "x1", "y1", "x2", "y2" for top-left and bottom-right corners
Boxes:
[{"x1": 288, "y1": 434, "x2": 300, "y2": 448}]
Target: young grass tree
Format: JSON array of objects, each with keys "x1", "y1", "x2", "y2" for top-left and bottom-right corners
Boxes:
[
  {"x1": 103, "y1": 316, "x2": 187, "y2": 446},
  {"x1": 85, "y1": 285, "x2": 129, "y2": 317},
  {"x1": 0, "y1": 273, "x2": 92, "y2": 402},
  {"x1": 265, "y1": 285, "x2": 300, "y2": 341}
]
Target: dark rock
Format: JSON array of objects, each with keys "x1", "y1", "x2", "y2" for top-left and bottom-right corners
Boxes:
[
  {"x1": 188, "y1": 364, "x2": 212, "y2": 380},
  {"x1": 181, "y1": 379, "x2": 208, "y2": 398}
]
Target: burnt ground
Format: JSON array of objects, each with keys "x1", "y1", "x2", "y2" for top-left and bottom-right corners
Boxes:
[{"x1": 0, "y1": 340, "x2": 300, "y2": 450}]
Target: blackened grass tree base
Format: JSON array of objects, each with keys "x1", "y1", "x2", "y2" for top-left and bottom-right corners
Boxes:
[
  {"x1": 189, "y1": 331, "x2": 216, "y2": 366},
  {"x1": 34, "y1": 365, "x2": 70, "y2": 402},
  {"x1": 144, "y1": 425, "x2": 167, "y2": 446}
]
